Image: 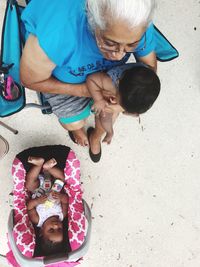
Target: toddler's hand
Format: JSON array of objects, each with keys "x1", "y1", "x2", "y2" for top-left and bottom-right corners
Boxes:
[
  {"x1": 36, "y1": 195, "x2": 47, "y2": 204},
  {"x1": 92, "y1": 99, "x2": 108, "y2": 116}
]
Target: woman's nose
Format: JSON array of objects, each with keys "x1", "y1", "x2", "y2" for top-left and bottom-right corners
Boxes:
[{"x1": 111, "y1": 50, "x2": 126, "y2": 60}]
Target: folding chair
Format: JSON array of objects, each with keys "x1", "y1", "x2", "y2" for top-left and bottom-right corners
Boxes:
[{"x1": 0, "y1": 0, "x2": 51, "y2": 135}]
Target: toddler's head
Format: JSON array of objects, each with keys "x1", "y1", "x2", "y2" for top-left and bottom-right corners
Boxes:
[
  {"x1": 118, "y1": 65, "x2": 160, "y2": 115},
  {"x1": 40, "y1": 216, "x2": 64, "y2": 255}
]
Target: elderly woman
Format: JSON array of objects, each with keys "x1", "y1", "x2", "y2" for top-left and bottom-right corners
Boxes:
[{"x1": 20, "y1": 0, "x2": 157, "y2": 162}]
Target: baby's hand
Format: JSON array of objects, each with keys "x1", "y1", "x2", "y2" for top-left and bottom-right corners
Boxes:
[
  {"x1": 92, "y1": 99, "x2": 108, "y2": 116},
  {"x1": 36, "y1": 195, "x2": 47, "y2": 204},
  {"x1": 51, "y1": 192, "x2": 68, "y2": 204},
  {"x1": 51, "y1": 191, "x2": 61, "y2": 200}
]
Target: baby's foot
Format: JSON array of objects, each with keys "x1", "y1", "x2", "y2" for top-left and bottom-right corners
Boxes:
[
  {"x1": 28, "y1": 156, "x2": 45, "y2": 166},
  {"x1": 43, "y1": 158, "x2": 57, "y2": 170}
]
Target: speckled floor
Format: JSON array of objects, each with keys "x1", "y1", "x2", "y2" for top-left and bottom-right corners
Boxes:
[{"x1": 0, "y1": 1, "x2": 200, "y2": 267}]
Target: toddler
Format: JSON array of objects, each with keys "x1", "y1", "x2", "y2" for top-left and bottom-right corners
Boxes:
[
  {"x1": 26, "y1": 157, "x2": 68, "y2": 256},
  {"x1": 87, "y1": 63, "x2": 161, "y2": 143}
]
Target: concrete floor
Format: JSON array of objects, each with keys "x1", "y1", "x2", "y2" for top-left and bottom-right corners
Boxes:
[{"x1": 0, "y1": 1, "x2": 200, "y2": 266}]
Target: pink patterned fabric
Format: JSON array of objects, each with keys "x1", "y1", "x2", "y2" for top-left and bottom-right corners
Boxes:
[
  {"x1": 6, "y1": 149, "x2": 86, "y2": 267},
  {"x1": 64, "y1": 150, "x2": 85, "y2": 251},
  {"x1": 12, "y1": 158, "x2": 35, "y2": 257}
]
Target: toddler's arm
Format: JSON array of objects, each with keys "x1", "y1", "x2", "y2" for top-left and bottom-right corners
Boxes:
[{"x1": 86, "y1": 72, "x2": 113, "y2": 115}]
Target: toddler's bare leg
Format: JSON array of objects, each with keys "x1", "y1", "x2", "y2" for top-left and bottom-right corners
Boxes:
[
  {"x1": 43, "y1": 158, "x2": 65, "y2": 181},
  {"x1": 99, "y1": 112, "x2": 114, "y2": 144},
  {"x1": 26, "y1": 157, "x2": 45, "y2": 192},
  {"x1": 89, "y1": 111, "x2": 120, "y2": 154},
  {"x1": 88, "y1": 116, "x2": 105, "y2": 155}
]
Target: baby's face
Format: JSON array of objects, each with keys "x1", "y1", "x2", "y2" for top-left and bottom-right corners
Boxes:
[{"x1": 42, "y1": 216, "x2": 63, "y2": 242}]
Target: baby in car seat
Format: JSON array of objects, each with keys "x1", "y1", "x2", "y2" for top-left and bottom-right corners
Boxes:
[{"x1": 25, "y1": 157, "x2": 68, "y2": 256}]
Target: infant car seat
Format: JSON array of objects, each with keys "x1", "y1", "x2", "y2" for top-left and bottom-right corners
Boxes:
[{"x1": 6, "y1": 145, "x2": 91, "y2": 267}]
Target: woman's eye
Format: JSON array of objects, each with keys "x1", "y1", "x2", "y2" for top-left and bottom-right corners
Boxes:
[
  {"x1": 128, "y1": 42, "x2": 139, "y2": 48},
  {"x1": 104, "y1": 40, "x2": 116, "y2": 47}
]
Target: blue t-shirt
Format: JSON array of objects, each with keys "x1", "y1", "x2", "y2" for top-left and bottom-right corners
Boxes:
[{"x1": 21, "y1": 0, "x2": 155, "y2": 84}]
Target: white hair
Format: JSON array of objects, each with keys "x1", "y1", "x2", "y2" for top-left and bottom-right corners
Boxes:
[{"x1": 86, "y1": 0, "x2": 155, "y2": 31}]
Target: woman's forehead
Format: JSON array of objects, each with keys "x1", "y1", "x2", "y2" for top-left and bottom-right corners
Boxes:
[{"x1": 99, "y1": 20, "x2": 146, "y2": 43}]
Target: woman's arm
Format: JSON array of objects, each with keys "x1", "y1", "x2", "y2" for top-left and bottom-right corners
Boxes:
[
  {"x1": 20, "y1": 35, "x2": 90, "y2": 97},
  {"x1": 138, "y1": 51, "x2": 157, "y2": 72},
  {"x1": 135, "y1": 23, "x2": 157, "y2": 72}
]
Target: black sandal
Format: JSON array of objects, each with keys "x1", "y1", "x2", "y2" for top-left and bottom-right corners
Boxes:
[
  {"x1": 68, "y1": 131, "x2": 77, "y2": 144},
  {"x1": 87, "y1": 127, "x2": 101, "y2": 163}
]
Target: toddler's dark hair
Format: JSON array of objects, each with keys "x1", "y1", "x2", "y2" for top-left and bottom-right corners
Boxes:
[{"x1": 119, "y1": 66, "x2": 160, "y2": 114}]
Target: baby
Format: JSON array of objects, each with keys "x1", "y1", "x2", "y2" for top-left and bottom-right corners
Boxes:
[
  {"x1": 26, "y1": 157, "x2": 68, "y2": 256},
  {"x1": 87, "y1": 63, "x2": 161, "y2": 144}
]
